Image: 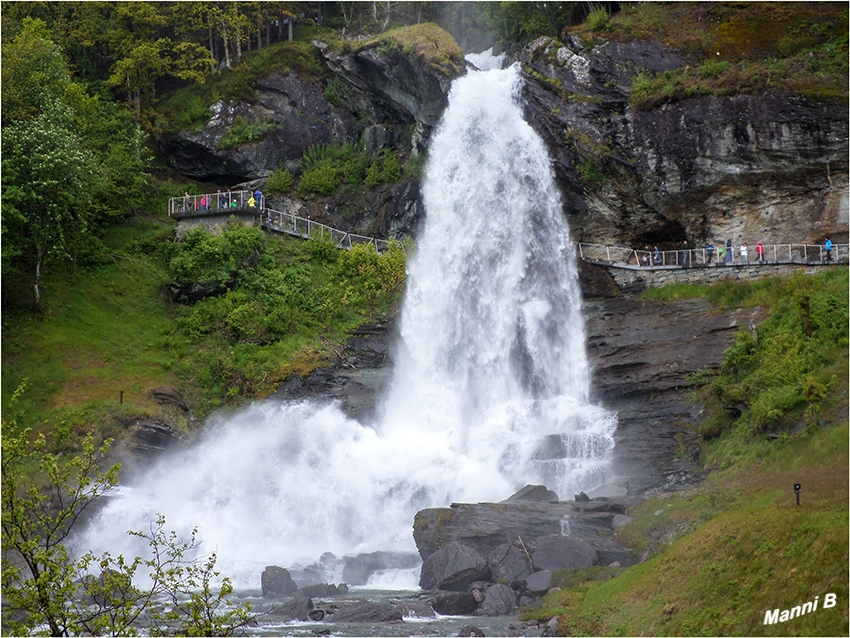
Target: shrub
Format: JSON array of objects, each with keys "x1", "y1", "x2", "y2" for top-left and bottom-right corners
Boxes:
[
  {"x1": 267, "y1": 166, "x2": 294, "y2": 193},
  {"x1": 699, "y1": 60, "x2": 731, "y2": 78},
  {"x1": 218, "y1": 116, "x2": 279, "y2": 150},
  {"x1": 299, "y1": 162, "x2": 340, "y2": 195},
  {"x1": 586, "y1": 8, "x2": 610, "y2": 32}
]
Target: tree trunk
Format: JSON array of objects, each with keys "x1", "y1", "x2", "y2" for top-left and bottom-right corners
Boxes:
[
  {"x1": 236, "y1": 30, "x2": 242, "y2": 61},
  {"x1": 288, "y1": 18, "x2": 293, "y2": 42},
  {"x1": 209, "y1": 24, "x2": 215, "y2": 63},
  {"x1": 34, "y1": 245, "x2": 44, "y2": 308},
  {"x1": 222, "y1": 18, "x2": 231, "y2": 68}
]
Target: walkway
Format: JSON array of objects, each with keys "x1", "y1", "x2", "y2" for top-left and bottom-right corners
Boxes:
[
  {"x1": 169, "y1": 192, "x2": 845, "y2": 267},
  {"x1": 577, "y1": 242, "x2": 848, "y2": 269},
  {"x1": 169, "y1": 190, "x2": 396, "y2": 253}
]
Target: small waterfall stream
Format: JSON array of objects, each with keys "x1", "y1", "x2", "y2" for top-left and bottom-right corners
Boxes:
[{"x1": 75, "y1": 61, "x2": 617, "y2": 591}]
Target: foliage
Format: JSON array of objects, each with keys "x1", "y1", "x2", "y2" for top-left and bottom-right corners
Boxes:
[
  {"x1": 170, "y1": 228, "x2": 406, "y2": 397},
  {"x1": 297, "y1": 143, "x2": 401, "y2": 195},
  {"x1": 1, "y1": 397, "x2": 252, "y2": 637},
  {"x1": 217, "y1": 116, "x2": 279, "y2": 150},
  {"x1": 584, "y1": 2, "x2": 850, "y2": 108},
  {"x1": 645, "y1": 269, "x2": 848, "y2": 460},
  {"x1": 365, "y1": 151, "x2": 401, "y2": 187},
  {"x1": 266, "y1": 166, "x2": 294, "y2": 193},
  {"x1": 585, "y1": 8, "x2": 610, "y2": 33},
  {"x1": 169, "y1": 224, "x2": 264, "y2": 287},
  {"x1": 1, "y1": 17, "x2": 150, "y2": 309}
]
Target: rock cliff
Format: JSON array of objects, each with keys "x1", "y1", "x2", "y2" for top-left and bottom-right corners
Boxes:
[{"x1": 517, "y1": 36, "x2": 848, "y2": 248}]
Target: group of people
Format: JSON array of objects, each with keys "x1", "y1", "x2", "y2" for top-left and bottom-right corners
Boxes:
[
  {"x1": 182, "y1": 189, "x2": 264, "y2": 212},
  {"x1": 639, "y1": 237, "x2": 836, "y2": 267}
]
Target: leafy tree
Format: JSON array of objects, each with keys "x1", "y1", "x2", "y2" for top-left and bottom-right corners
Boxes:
[
  {"x1": 1, "y1": 386, "x2": 253, "y2": 637},
  {"x1": 1, "y1": 95, "x2": 96, "y2": 308}
]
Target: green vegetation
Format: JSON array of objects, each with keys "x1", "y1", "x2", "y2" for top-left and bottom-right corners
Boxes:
[
  {"x1": 297, "y1": 143, "x2": 404, "y2": 196},
  {"x1": 644, "y1": 269, "x2": 848, "y2": 452},
  {"x1": 217, "y1": 116, "x2": 279, "y2": 150},
  {"x1": 165, "y1": 223, "x2": 406, "y2": 400},
  {"x1": 524, "y1": 422, "x2": 848, "y2": 636},
  {"x1": 526, "y1": 269, "x2": 849, "y2": 636},
  {"x1": 338, "y1": 22, "x2": 466, "y2": 77},
  {"x1": 568, "y1": 2, "x2": 848, "y2": 108},
  {"x1": 2, "y1": 416, "x2": 253, "y2": 637}
]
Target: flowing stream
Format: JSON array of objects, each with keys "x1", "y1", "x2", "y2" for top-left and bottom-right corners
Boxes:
[{"x1": 75, "y1": 60, "x2": 617, "y2": 594}]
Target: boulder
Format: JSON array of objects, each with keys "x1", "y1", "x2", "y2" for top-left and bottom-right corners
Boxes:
[
  {"x1": 425, "y1": 591, "x2": 479, "y2": 616},
  {"x1": 392, "y1": 600, "x2": 436, "y2": 619},
  {"x1": 269, "y1": 596, "x2": 313, "y2": 622},
  {"x1": 530, "y1": 535, "x2": 598, "y2": 571},
  {"x1": 326, "y1": 600, "x2": 403, "y2": 623},
  {"x1": 419, "y1": 542, "x2": 490, "y2": 591},
  {"x1": 503, "y1": 484, "x2": 559, "y2": 503},
  {"x1": 261, "y1": 566, "x2": 298, "y2": 598},
  {"x1": 459, "y1": 625, "x2": 486, "y2": 637},
  {"x1": 295, "y1": 583, "x2": 348, "y2": 598},
  {"x1": 488, "y1": 543, "x2": 532, "y2": 582},
  {"x1": 523, "y1": 570, "x2": 552, "y2": 595},
  {"x1": 473, "y1": 583, "x2": 517, "y2": 617},
  {"x1": 150, "y1": 386, "x2": 190, "y2": 411}
]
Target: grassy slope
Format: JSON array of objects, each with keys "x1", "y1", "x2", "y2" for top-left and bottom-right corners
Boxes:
[
  {"x1": 535, "y1": 422, "x2": 848, "y2": 636},
  {"x1": 1, "y1": 213, "x2": 184, "y2": 443}
]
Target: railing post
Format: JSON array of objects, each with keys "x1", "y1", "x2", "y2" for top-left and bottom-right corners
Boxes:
[
  {"x1": 606, "y1": 246, "x2": 611, "y2": 262},
  {"x1": 803, "y1": 245, "x2": 807, "y2": 262}
]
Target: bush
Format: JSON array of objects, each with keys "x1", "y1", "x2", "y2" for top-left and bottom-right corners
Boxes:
[
  {"x1": 586, "y1": 8, "x2": 610, "y2": 32},
  {"x1": 299, "y1": 162, "x2": 340, "y2": 195},
  {"x1": 699, "y1": 60, "x2": 731, "y2": 78},
  {"x1": 267, "y1": 166, "x2": 294, "y2": 193},
  {"x1": 218, "y1": 116, "x2": 279, "y2": 150}
]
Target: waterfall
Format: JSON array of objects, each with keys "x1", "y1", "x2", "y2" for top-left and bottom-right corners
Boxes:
[{"x1": 74, "y1": 63, "x2": 616, "y2": 589}]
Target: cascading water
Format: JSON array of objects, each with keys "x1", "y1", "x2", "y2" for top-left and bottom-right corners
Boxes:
[{"x1": 74, "y1": 62, "x2": 617, "y2": 589}]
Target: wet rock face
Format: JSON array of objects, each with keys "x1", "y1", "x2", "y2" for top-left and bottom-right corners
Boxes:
[
  {"x1": 517, "y1": 37, "x2": 849, "y2": 248},
  {"x1": 581, "y1": 275, "x2": 770, "y2": 489}
]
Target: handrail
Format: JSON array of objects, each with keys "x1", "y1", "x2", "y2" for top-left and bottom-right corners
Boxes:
[
  {"x1": 577, "y1": 242, "x2": 848, "y2": 268},
  {"x1": 168, "y1": 191, "x2": 397, "y2": 254},
  {"x1": 169, "y1": 192, "x2": 842, "y2": 264}
]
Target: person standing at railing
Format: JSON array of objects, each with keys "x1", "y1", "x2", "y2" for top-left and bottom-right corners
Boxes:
[
  {"x1": 825, "y1": 237, "x2": 833, "y2": 263},
  {"x1": 726, "y1": 238, "x2": 733, "y2": 264},
  {"x1": 248, "y1": 195, "x2": 256, "y2": 207},
  {"x1": 653, "y1": 246, "x2": 661, "y2": 265},
  {"x1": 218, "y1": 190, "x2": 224, "y2": 209},
  {"x1": 755, "y1": 241, "x2": 765, "y2": 263},
  {"x1": 640, "y1": 245, "x2": 649, "y2": 267},
  {"x1": 226, "y1": 188, "x2": 232, "y2": 207},
  {"x1": 183, "y1": 192, "x2": 190, "y2": 212},
  {"x1": 706, "y1": 242, "x2": 715, "y2": 265},
  {"x1": 740, "y1": 243, "x2": 748, "y2": 263},
  {"x1": 680, "y1": 240, "x2": 690, "y2": 267},
  {"x1": 255, "y1": 189, "x2": 264, "y2": 209},
  {"x1": 200, "y1": 194, "x2": 207, "y2": 211},
  {"x1": 717, "y1": 243, "x2": 726, "y2": 264}
]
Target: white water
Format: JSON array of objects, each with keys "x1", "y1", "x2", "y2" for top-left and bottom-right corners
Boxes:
[{"x1": 75, "y1": 63, "x2": 616, "y2": 589}]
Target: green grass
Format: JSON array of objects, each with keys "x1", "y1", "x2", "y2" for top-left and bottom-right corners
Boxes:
[
  {"x1": 1, "y1": 193, "x2": 407, "y2": 453},
  {"x1": 1, "y1": 214, "x2": 187, "y2": 447},
  {"x1": 526, "y1": 423, "x2": 849, "y2": 637},
  {"x1": 567, "y1": 2, "x2": 848, "y2": 107}
]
